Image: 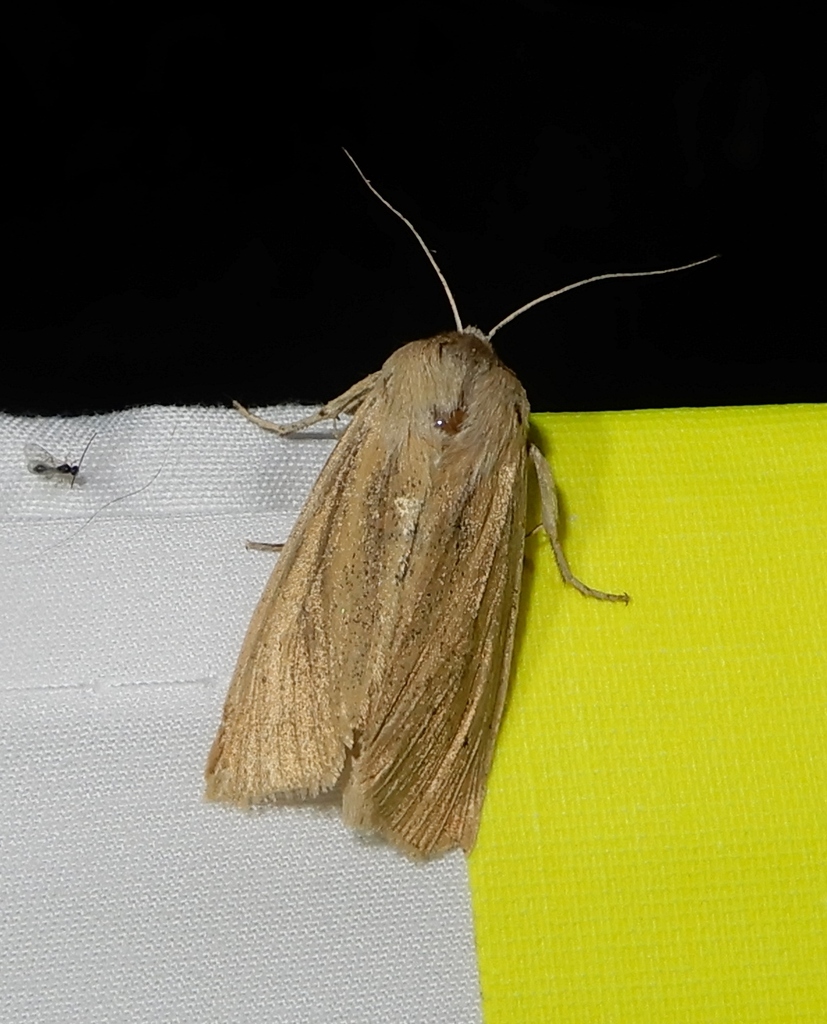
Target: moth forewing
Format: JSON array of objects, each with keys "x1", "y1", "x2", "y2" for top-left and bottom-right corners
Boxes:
[
  {"x1": 341, "y1": 334, "x2": 531, "y2": 854},
  {"x1": 205, "y1": 385, "x2": 388, "y2": 803}
]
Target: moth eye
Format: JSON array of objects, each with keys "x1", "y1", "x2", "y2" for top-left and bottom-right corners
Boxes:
[{"x1": 434, "y1": 408, "x2": 466, "y2": 435}]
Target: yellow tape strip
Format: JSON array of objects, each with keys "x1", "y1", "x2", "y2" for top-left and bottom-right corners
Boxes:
[{"x1": 471, "y1": 405, "x2": 827, "y2": 1023}]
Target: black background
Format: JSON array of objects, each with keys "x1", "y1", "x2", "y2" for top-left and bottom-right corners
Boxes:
[{"x1": 3, "y1": 5, "x2": 825, "y2": 417}]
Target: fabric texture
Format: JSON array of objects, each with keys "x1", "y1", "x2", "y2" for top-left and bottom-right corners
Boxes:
[
  {"x1": 471, "y1": 404, "x2": 827, "y2": 1023},
  {"x1": 0, "y1": 405, "x2": 481, "y2": 1024}
]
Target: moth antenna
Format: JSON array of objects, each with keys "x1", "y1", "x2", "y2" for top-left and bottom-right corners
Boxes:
[
  {"x1": 486, "y1": 255, "x2": 720, "y2": 340},
  {"x1": 343, "y1": 148, "x2": 464, "y2": 333},
  {"x1": 70, "y1": 430, "x2": 97, "y2": 488}
]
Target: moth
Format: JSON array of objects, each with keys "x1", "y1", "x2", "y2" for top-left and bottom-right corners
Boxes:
[
  {"x1": 205, "y1": 152, "x2": 717, "y2": 857},
  {"x1": 25, "y1": 434, "x2": 95, "y2": 487}
]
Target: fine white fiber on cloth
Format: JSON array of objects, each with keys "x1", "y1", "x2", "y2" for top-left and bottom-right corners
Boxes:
[{"x1": 0, "y1": 405, "x2": 482, "y2": 1024}]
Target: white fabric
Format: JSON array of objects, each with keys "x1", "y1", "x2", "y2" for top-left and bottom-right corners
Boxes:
[{"x1": 0, "y1": 405, "x2": 482, "y2": 1024}]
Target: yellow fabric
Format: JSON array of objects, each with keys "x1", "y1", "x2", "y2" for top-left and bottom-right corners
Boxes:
[{"x1": 470, "y1": 404, "x2": 827, "y2": 1023}]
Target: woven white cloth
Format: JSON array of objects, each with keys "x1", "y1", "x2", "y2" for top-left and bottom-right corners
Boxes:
[{"x1": 0, "y1": 405, "x2": 482, "y2": 1024}]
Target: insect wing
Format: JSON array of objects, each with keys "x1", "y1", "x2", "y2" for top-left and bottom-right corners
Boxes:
[
  {"x1": 205, "y1": 392, "x2": 391, "y2": 803},
  {"x1": 343, "y1": 426, "x2": 527, "y2": 855},
  {"x1": 24, "y1": 442, "x2": 64, "y2": 477}
]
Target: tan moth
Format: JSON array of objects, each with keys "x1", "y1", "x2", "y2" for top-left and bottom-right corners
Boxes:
[{"x1": 205, "y1": 152, "x2": 716, "y2": 857}]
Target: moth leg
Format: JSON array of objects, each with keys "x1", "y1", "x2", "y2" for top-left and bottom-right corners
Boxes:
[
  {"x1": 233, "y1": 371, "x2": 382, "y2": 436},
  {"x1": 245, "y1": 540, "x2": 284, "y2": 552},
  {"x1": 529, "y1": 443, "x2": 629, "y2": 603}
]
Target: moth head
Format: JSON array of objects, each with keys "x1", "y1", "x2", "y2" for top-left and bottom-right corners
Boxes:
[{"x1": 459, "y1": 325, "x2": 490, "y2": 345}]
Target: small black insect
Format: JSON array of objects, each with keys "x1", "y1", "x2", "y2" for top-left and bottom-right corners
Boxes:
[{"x1": 24, "y1": 434, "x2": 95, "y2": 487}]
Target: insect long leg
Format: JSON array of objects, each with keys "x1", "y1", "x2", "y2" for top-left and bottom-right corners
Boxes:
[
  {"x1": 233, "y1": 371, "x2": 382, "y2": 437},
  {"x1": 529, "y1": 442, "x2": 629, "y2": 603}
]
